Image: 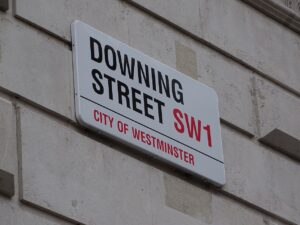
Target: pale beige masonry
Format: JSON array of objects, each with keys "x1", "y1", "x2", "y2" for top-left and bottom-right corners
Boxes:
[
  {"x1": 0, "y1": 16, "x2": 74, "y2": 120},
  {"x1": 0, "y1": 196, "x2": 74, "y2": 225},
  {"x1": 15, "y1": 0, "x2": 259, "y2": 135},
  {"x1": 255, "y1": 77, "x2": 300, "y2": 158},
  {"x1": 0, "y1": 96, "x2": 16, "y2": 175},
  {"x1": 222, "y1": 125, "x2": 300, "y2": 225},
  {"x1": 20, "y1": 107, "x2": 299, "y2": 225},
  {"x1": 164, "y1": 174, "x2": 213, "y2": 223},
  {"x1": 147, "y1": 172, "x2": 287, "y2": 225},
  {"x1": 19, "y1": 106, "x2": 153, "y2": 225},
  {"x1": 18, "y1": 105, "x2": 300, "y2": 225},
  {"x1": 1, "y1": 0, "x2": 300, "y2": 224},
  {"x1": 211, "y1": 194, "x2": 286, "y2": 225},
  {"x1": 0, "y1": 95, "x2": 16, "y2": 198},
  {"x1": 175, "y1": 42, "x2": 198, "y2": 80},
  {"x1": 196, "y1": 47, "x2": 256, "y2": 136},
  {"x1": 241, "y1": 0, "x2": 300, "y2": 35},
  {"x1": 15, "y1": 0, "x2": 300, "y2": 95},
  {"x1": 1, "y1": 172, "x2": 70, "y2": 225},
  {"x1": 127, "y1": 8, "x2": 176, "y2": 68},
  {"x1": 127, "y1": 7, "x2": 256, "y2": 135},
  {"x1": 0, "y1": 95, "x2": 71, "y2": 225},
  {"x1": 255, "y1": 76, "x2": 300, "y2": 140},
  {"x1": 15, "y1": 0, "x2": 130, "y2": 43},
  {"x1": 125, "y1": 0, "x2": 300, "y2": 95}
]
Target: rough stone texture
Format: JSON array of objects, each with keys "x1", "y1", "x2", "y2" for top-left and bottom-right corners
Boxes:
[
  {"x1": 15, "y1": 0, "x2": 130, "y2": 43},
  {"x1": 127, "y1": 8, "x2": 256, "y2": 135},
  {"x1": 0, "y1": 196, "x2": 73, "y2": 225},
  {"x1": 127, "y1": 0, "x2": 201, "y2": 39},
  {"x1": 16, "y1": 0, "x2": 257, "y2": 135},
  {"x1": 0, "y1": 17, "x2": 74, "y2": 120},
  {"x1": 19, "y1": 106, "x2": 153, "y2": 225},
  {"x1": 148, "y1": 172, "x2": 212, "y2": 225},
  {"x1": 255, "y1": 77, "x2": 300, "y2": 156},
  {"x1": 197, "y1": 48, "x2": 256, "y2": 136},
  {"x1": 175, "y1": 42, "x2": 198, "y2": 80},
  {"x1": 126, "y1": 0, "x2": 300, "y2": 95},
  {"x1": 147, "y1": 172, "x2": 287, "y2": 225},
  {"x1": 164, "y1": 174, "x2": 212, "y2": 223},
  {"x1": 0, "y1": 96, "x2": 16, "y2": 176},
  {"x1": 212, "y1": 193, "x2": 286, "y2": 225},
  {"x1": 260, "y1": 129, "x2": 300, "y2": 160},
  {"x1": 126, "y1": 7, "x2": 176, "y2": 68},
  {"x1": 1, "y1": 0, "x2": 299, "y2": 225},
  {"x1": 0, "y1": 94, "x2": 71, "y2": 225},
  {"x1": 19, "y1": 104, "x2": 296, "y2": 225},
  {"x1": 277, "y1": 0, "x2": 300, "y2": 14},
  {"x1": 241, "y1": 0, "x2": 300, "y2": 35},
  {"x1": 222, "y1": 125, "x2": 300, "y2": 225}
]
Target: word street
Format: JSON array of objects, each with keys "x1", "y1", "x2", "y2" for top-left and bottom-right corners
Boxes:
[{"x1": 72, "y1": 21, "x2": 225, "y2": 186}]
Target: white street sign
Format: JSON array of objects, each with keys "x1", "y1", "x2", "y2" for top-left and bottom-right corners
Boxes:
[{"x1": 71, "y1": 20, "x2": 225, "y2": 186}]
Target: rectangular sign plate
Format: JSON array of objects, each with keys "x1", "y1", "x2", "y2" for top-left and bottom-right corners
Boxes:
[{"x1": 71, "y1": 20, "x2": 225, "y2": 186}]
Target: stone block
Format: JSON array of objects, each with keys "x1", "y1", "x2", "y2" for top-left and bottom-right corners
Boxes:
[
  {"x1": 164, "y1": 174, "x2": 212, "y2": 223},
  {"x1": 127, "y1": 9, "x2": 176, "y2": 67},
  {"x1": 255, "y1": 77, "x2": 300, "y2": 158},
  {"x1": 222, "y1": 125, "x2": 300, "y2": 225},
  {"x1": 17, "y1": 106, "x2": 298, "y2": 224},
  {"x1": 212, "y1": 194, "x2": 286, "y2": 225},
  {"x1": 175, "y1": 42, "x2": 198, "y2": 80},
  {"x1": 0, "y1": 196, "x2": 73, "y2": 225},
  {"x1": 127, "y1": 9, "x2": 256, "y2": 135},
  {"x1": 242, "y1": 0, "x2": 300, "y2": 35},
  {"x1": 197, "y1": 46, "x2": 256, "y2": 136},
  {"x1": 126, "y1": 0, "x2": 300, "y2": 94},
  {"x1": 0, "y1": 96, "x2": 16, "y2": 199},
  {"x1": 148, "y1": 171, "x2": 286, "y2": 225},
  {"x1": 0, "y1": 17, "x2": 74, "y2": 119},
  {"x1": 260, "y1": 129, "x2": 300, "y2": 160},
  {"x1": 19, "y1": 106, "x2": 153, "y2": 225},
  {"x1": 146, "y1": 171, "x2": 214, "y2": 225},
  {"x1": 15, "y1": 0, "x2": 130, "y2": 42},
  {"x1": 16, "y1": 0, "x2": 257, "y2": 135},
  {"x1": 0, "y1": 96, "x2": 17, "y2": 175},
  {"x1": 127, "y1": 0, "x2": 201, "y2": 38}
]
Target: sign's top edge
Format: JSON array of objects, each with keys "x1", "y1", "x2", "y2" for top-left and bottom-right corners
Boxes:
[
  {"x1": 71, "y1": 19, "x2": 225, "y2": 186},
  {"x1": 71, "y1": 20, "x2": 219, "y2": 100}
]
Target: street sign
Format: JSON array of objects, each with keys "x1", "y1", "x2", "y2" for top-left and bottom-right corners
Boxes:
[{"x1": 71, "y1": 20, "x2": 225, "y2": 186}]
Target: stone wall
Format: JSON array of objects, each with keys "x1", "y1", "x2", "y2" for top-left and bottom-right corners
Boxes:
[{"x1": 0, "y1": 0, "x2": 299, "y2": 224}]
